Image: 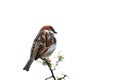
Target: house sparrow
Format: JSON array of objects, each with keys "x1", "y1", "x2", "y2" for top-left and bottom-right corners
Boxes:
[{"x1": 23, "y1": 25, "x2": 57, "y2": 71}]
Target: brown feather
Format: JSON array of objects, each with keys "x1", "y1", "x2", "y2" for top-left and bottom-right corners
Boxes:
[{"x1": 23, "y1": 25, "x2": 56, "y2": 71}]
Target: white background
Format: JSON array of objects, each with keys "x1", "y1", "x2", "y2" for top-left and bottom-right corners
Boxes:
[{"x1": 0, "y1": 0, "x2": 120, "y2": 80}]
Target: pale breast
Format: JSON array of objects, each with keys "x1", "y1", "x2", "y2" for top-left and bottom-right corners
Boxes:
[{"x1": 43, "y1": 43, "x2": 56, "y2": 58}]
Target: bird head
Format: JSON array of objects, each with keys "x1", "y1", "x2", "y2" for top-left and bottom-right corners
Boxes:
[{"x1": 40, "y1": 25, "x2": 57, "y2": 34}]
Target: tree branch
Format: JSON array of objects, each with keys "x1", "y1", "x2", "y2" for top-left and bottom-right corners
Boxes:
[
  {"x1": 57, "y1": 75, "x2": 67, "y2": 80},
  {"x1": 40, "y1": 57, "x2": 56, "y2": 80},
  {"x1": 45, "y1": 76, "x2": 52, "y2": 80}
]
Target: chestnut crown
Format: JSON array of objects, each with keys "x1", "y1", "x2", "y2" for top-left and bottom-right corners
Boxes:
[{"x1": 40, "y1": 25, "x2": 57, "y2": 34}]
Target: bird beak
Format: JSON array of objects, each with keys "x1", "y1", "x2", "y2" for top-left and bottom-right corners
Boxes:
[{"x1": 54, "y1": 31, "x2": 57, "y2": 34}]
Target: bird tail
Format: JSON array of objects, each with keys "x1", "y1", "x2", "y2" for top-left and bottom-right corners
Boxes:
[{"x1": 23, "y1": 58, "x2": 34, "y2": 71}]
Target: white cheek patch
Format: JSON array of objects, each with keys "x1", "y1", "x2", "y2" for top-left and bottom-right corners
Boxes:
[
  {"x1": 49, "y1": 31, "x2": 54, "y2": 34},
  {"x1": 44, "y1": 30, "x2": 49, "y2": 33}
]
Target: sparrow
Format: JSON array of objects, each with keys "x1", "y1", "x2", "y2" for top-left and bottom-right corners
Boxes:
[{"x1": 23, "y1": 25, "x2": 57, "y2": 71}]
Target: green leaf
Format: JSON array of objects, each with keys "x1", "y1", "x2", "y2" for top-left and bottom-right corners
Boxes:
[
  {"x1": 42, "y1": 61, "x2": 47, "y2": 66},
  {"x1": 58, "y1": 55, "x2": 64, "y2": 62},
  {"x1": 57, "y1": 78, "x2": 61, "y2": 80}
]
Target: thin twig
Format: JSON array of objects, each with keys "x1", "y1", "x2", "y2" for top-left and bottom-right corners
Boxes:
[
  {"x1": 45, "y1": 76, "x2": 52, "y2": 80},
  {"x1": 40, "y1": 57, "x2": 56, "y2": 80},
  {"x1": 57, "y1": 75, "x2": 67, "y2": 80}
]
